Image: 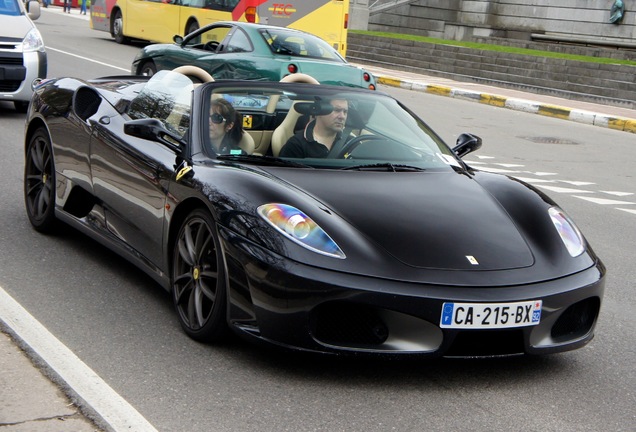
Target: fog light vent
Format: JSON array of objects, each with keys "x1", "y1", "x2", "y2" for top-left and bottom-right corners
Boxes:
[{"x1": 551, "y1": 297, "x2": 600, "y2": 342}]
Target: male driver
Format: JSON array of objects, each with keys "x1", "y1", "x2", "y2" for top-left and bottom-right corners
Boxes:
[{"x1": 279, "y1": 98, "x2": 348, "y2": 158}]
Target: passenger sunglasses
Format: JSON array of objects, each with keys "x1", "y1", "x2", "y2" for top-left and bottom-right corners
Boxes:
[{"x1": 210, "y1": 113, "x2": 227, "y2": 124}]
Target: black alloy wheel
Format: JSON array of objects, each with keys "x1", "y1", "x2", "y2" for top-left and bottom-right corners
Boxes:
[
  {"x1": 24, "y1": 128, "x2": 57, "y2": 233},
  {"x1": 172, "y1": 209, "x2": 228, "y2": 342}
]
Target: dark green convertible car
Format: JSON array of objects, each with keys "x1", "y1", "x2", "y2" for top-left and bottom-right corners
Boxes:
[{"x1": 131, "y1": 21, "x2": 376, "y2": 90}]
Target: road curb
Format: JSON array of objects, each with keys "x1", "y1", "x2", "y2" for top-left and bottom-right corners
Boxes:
[{"x1": 375, "y1": 75, "x2": 636, "y2": 134}]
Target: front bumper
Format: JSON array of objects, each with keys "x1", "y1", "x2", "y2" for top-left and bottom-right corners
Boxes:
[
  {"x1": 0, "y1": 49, "x2": 47, "y2": 102},
  {"x1": 221, "y1": 229, "x2": 605, "y2": 358}
]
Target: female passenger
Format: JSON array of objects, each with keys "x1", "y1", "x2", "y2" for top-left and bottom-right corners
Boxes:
[{"x1": 209, "y1": 98, "x2": 246, "y2": 155}]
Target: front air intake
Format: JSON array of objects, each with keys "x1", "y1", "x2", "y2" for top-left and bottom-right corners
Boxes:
[{"x1": 551, "y1": 297, "x2": 600, "y2": 342}]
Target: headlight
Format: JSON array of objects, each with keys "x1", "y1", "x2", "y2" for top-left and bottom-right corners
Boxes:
[
  {"x1": 23, "y1": 28, "x2": 45, "y2": 53},
  {"x1": 549, "y1": 207, "x2": 585, "y2": 257},
  {"x1": 257, "y1": 203, "x2": 345, "y2": 259}
]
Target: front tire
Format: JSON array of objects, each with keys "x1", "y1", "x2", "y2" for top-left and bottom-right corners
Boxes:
[
  {"x1": 24, "y1": 127, "x2": 57, "y2": 233},
  {"x1": 139, "y1": 61, "x2": 157, "y2": 77},
  {"x1": 172, "y1": 209, "x2": 228, "y2": 342}
]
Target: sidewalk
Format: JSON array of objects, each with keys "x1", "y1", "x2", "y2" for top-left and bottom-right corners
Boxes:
[
  {"x1": 0, "y1": 331, "x2": 101, "y2": 431},
  {"x1": 352, "y1": 63, "x2": 636, "y2": 134},
  {"x1": 3, "y1": 17, "x2": 636, "y2": 432}
]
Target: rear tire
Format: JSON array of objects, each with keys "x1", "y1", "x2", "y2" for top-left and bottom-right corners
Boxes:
[
  {"x1": 112, "y1": 10, "x2": 129, "y2": 44},
  {"x1": 172, "y1": 209, "x2": 228, "y2": 342},
  {"x1": 24, "y1": 127, "x2": 57, "y2": 233}
]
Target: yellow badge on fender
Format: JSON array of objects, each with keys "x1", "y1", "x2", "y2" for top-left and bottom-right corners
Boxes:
[
  {"x1": 242, "y1": 115, "x2": 253, "y2": 129},
  {"x1": 176, "y1": 165, "x2": 192, "y2": 181}
]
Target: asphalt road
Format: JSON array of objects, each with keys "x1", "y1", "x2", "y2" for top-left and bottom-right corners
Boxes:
[{"x1": 0, "y1": 10, "x2": 634, "y2": 431}]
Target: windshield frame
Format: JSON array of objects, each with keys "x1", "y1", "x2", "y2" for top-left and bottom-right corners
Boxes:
[{"x1": 194, "y1": 81, "x2": 462, "y2": 171}]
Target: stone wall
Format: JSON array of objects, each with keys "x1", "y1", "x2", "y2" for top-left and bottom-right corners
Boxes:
[
  {"x1": 346, "y1": 32, "x2": 636, "y2": 109},
  {"x1": 366, "y1": 0, "x2": 636, "y2": 47}
]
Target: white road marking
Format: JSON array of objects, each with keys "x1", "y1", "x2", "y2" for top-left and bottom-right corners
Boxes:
[
  {"x1": 573, "y1": 196, "x2": 636, "y2": 206},
  {"x1": 478, "y1": 167, "x2": 519, "y2": 173},
  {"x1": 46, "y1": 47, "x2": 130, "y2": 72},
  {"x1": 536, "y1": 185, "x2": 594, "y2": 194},
  {"x1": 0, "y1": 286, "x2": 158, "y2": 432},
  {"x1": 560, "y1": 180, "x2": 596, "y2": 186},
  {"x1": 494, "y1": 163, "x2": 525, "y2": 168},
  {"x1": 513, "y1": 176, "x2": 556, "y2": 184},
  {"x1": 465, "y1": 161, "x2": 487, "y2": 165},
  {"x1": 472, "y1": 158, "x2": 635, "y2": 216},
  {"x1": 601, "y1": 191, "x2": 634, "y2": 197},
  {"x1": 529, "y1": 171, "x2": 558, "y2": 176}
]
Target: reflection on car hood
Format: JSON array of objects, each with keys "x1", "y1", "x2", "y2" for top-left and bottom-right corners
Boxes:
[
  {"x1": 0, "y1": 14, "x2": 34, "y2": 39},
  {"x1": 266, "y1": 169, "x2": 534, "y2": 271}
]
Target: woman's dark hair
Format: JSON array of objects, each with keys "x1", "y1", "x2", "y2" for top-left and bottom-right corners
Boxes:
[{"x1": 211, "y1": 98, "x2": 243, "y2": 145}]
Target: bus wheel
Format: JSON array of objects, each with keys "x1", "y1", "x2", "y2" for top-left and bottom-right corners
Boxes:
[
  {"x1": 140, "y1": 61, "x2": 157, "y2": 77},
  {"x1": 113, "y1": 10, "x2": 129, "y2": 44}
]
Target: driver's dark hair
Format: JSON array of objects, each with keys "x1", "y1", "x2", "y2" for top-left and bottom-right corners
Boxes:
[{"x1": 211, "y1": 98, "x2": 243, "y2": 145}]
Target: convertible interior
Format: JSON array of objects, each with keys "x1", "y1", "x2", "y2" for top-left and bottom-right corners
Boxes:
[{"x1": 119, "y1": 65, "x2": 455, "y2": 168}]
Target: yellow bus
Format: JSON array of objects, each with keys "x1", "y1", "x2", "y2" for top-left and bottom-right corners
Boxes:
[{"x1": 90, "y1": 0, "x2": 350, "y2": 55}]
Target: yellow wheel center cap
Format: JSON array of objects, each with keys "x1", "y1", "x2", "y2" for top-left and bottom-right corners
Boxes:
[
  {"x1": 193, "y1": 267, "x2": 200, "y2": 280},
  {"x1": 42, "y1": 174, "x2": 47, "y2": 183}
]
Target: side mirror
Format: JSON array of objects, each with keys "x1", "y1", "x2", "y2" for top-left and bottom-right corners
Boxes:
[
  {"x1": 27, "y1": 0, "x2": 41, "y2": 20},
  {"x1": 452, "y1": 133, "x2": 482, "y2": 158},
  {"x1": 124, "y1": 118, "x2": 185, "y2": 153}
]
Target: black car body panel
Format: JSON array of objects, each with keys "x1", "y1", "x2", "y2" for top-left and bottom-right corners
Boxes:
[{"x1": 24, "y1": 70, "x2": 605, "y2": 358}]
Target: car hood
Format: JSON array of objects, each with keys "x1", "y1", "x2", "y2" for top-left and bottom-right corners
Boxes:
[
  {"x1": 0, "y1": 15, "x2": 33, "y2": 39},
  {"x1": 263, "y1": 169, "x2": 534, "y2": 271}
]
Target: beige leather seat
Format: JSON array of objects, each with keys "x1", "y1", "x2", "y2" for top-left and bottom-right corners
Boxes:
[
  {"x1": 238, "y1": 131, "x2": 255, "y2": 154},
  {"x1": 270, "y1": 73, "x2": 319, "y2": 157}
]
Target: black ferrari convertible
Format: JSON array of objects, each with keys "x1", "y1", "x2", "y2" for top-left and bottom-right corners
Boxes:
[{"x1": 23, "y1": 67, "x2": 605, "y2": 357}]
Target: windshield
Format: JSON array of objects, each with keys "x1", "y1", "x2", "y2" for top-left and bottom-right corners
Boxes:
[
  {"x1": 127, "y1": 70, "x2": 194, "y2": 139},
  {"x1": 203, "y1": 83, "x2": 460, "y2": 171},
  {"x1": 0, "y1": 0, "x2": 21, "y2": 16}
]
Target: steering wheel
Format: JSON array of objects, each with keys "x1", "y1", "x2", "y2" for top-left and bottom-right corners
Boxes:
[
  {"x1": 204, "y1": 41, "x2": 219, "y2": 52},
  {"x1": 171, "y1": 65, "x2": 215, "y2": 83},
  {"x1": 334, "y1": 135, "x2": 387, "y2": 159}
]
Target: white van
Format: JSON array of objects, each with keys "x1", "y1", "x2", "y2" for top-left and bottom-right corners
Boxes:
[{"x1": 0, "y1": 0, "x2": 47, "y2": 112}]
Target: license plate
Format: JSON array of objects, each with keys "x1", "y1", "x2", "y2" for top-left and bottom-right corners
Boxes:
[{"x1": 440, "y1": 300, "x2": 542, "y2": 329}]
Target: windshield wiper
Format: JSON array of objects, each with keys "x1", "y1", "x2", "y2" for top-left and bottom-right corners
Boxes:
[
  {"x1": 217, "y1": 154, "x2": 314, "y2": 168},
  {"x1": 341, "y1": 163, "x2": 426, "y2": 172}
]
